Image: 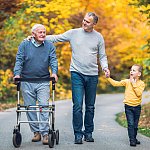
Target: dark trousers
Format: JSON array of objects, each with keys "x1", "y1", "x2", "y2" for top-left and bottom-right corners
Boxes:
[{"x1": 125, "y1": 104, "x2": 141, "y2": 141}]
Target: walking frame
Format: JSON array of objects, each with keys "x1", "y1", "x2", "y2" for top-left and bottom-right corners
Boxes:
[{"x1": 12, "y1": 77, "x2": 59, "y2": 148}]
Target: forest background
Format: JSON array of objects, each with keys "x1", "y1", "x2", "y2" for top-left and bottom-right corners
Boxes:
[{"x1": 0, "y1": 0, "x2": 150, "y2": 107}]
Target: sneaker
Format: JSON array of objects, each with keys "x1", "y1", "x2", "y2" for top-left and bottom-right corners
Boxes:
[
  {"x1": 74, "y1": 135, "x2": 83, "y2": 144},
  {"x1": 32, "y1": 132, "x2": 41, "y2": 142},
  {"x1": 42, "y1": 134, "x2": 48, "y2": 145},
  {"x1": 84, "y1": 134, "x2": 94, "y2": 142}
]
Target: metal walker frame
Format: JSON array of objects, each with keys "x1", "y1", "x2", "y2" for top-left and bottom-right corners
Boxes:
[{"x1": 13, "y1": 77, "x2": 59, "y2": 148}]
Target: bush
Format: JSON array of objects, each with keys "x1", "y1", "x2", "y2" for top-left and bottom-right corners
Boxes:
[{"x1": 0, "y1": 69, "x2": 16, "y2": 103}]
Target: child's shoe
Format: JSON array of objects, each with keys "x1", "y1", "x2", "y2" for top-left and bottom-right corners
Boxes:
[
  {"x1": 136, "y1": 139, "x2": 140, "y2": 144},
  {"x1": 130, "y1": 139, "x2": 136, "y2": 147}
]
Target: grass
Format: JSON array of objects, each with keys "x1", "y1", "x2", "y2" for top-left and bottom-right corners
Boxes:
[
  {"x1": 0, "y1": 98, "x2": 17, "y2": 111},
  {"x1": 116, "y1": 102, "x2": 150, "y2": 138}
]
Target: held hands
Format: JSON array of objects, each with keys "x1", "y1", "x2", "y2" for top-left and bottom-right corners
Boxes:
[{"x1": 103, "y1": 68, "x2": 110, "y2": 78}]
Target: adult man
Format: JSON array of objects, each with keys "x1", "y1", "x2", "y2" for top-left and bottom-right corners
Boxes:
[
  {"x1": 14, "y1": 24, "x2": 58, "y2": 145},
  {"x1": 46, "y1": 12, "x2": 110, "y2": 144}
]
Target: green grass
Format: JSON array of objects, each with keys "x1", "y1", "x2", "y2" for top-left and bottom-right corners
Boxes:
[{"x1": 116, "y1": 112, "x2": 150, "y2": 137}]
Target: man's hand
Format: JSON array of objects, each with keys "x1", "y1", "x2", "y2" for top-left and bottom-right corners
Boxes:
[
  {"x1": 27, "y1": 36, "x2": 32, "y2": 41},
  {"x1": 13, "y1": 75, "x2": 20, "y2": 84},
  {"x1": 103, "y1": 68, "x2": 110, "y2": 78},
  {"x1": 51, "y1": 74, "x2": 58, "y2": 82},
  {"x1": 23, "y1": 36, "x2": 32, "y2": 41}
]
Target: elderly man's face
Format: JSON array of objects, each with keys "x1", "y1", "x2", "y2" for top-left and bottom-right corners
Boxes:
[
  {"x1": 32, "y1": 26, "x2": 46, "y2": 43},
  {"x1": 82, "y1": 14, "x2": 95, "y2": 32}
]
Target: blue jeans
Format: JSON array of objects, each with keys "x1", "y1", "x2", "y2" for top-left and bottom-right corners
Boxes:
[
  {"x1": 21, "y1": 82, "x2": 50, "y2": 136},
  {"x1": 125, "y1": 104, "x2": 141, "y2": 141},
  {"x1": 71, "y1": 71, "x2": 98, "y2": 137}
]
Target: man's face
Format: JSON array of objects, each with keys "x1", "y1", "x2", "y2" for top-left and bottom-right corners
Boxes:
[
  {"x1": 82, "y1": 14, "x2": 95, "y2": 32},
  {"x1": 32, "y1": 26, "x2": 46, "y2": 43}
]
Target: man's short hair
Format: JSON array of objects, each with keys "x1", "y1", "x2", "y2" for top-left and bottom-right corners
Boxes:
[
  {"x1": 31, "y1": 24, "x2": 46, "y2": 33},
  {"x1": 87, "y1": 12, "x2": 98, "y2": 24}
]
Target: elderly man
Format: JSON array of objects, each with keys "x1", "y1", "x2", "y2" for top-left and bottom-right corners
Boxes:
[
  {"x1": 14, "y1": 24, "x2": 58, "y2": 145},
  {"x1": 45, "y1": 12, "x2": 110, "y2": 144}
]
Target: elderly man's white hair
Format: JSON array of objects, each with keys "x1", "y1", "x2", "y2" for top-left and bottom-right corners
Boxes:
[{"x1": 31, "y1": 24, "x2": 46, "y2": 33}]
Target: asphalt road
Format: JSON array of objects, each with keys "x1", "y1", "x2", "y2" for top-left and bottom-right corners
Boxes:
[{"x1": 0, "y1": 91, "x2": 149, "y2": 150}]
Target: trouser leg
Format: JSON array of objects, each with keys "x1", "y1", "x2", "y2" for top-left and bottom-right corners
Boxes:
[
  {"x1": 84, "y1": 75, "x2": 98, "y2": 135},
  {"x1": 37, "y1": 82, "x2": 50, "y2": 136},
  {"x1": 21, "y1": 82, "x2": 39, "y2": 133},
  {"x1": 71, "y1": 72, "x2": 84, "y2": 137},
  {"x1": 134, "y1": 105, "x2": 141, "y2": 139},
  {"x1": 125, "y1": 105, "x2": 135, "y2": 141}
]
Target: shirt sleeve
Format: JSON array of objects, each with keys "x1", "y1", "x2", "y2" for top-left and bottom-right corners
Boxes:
[
  {"x1": 46, "y1": 30, "x2": 72, "y2": 43},
  {"x1": 98, "y1": 36, "x2": 108, "y2": 70},
  {"x1": 13, "y1": 41, "x2": 25, "y2": 76},
  {"x1": 107, "y1": 78, "x2": 127, "y2": 86},
  {"x1": 131, "y1": 81, "x2": 145, "y2": 97},
  {"x1": 49, "y1": 44, "x2": 58, "y2": 74}
]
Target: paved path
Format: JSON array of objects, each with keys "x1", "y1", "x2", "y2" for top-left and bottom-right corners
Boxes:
[{"x1": 0, "y1": 91, "x2": 149, "y2": 150}]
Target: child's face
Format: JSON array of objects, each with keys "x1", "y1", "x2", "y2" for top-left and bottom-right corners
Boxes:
[{"x1": 130, "y1": 65, "x2": 141, "y2": 79}]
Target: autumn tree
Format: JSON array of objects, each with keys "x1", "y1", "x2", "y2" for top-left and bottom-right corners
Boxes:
[
  {"x1": 0, "y1": 0, "x2": 85, "y2": 100},
  {"x1": 0, "y1": 0, "x2": 150, "y2": 102},
  {"x1": 0, "y1": 0, "x2": 23, "y2": 28},
  {"x1": 80, "y1": 0, "x2": 150, "y2": 91},
  {"x1": 129, "y1": 0, "x2": 150, "y2": 87}
]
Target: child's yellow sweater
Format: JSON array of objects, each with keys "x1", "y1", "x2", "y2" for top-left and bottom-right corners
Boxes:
[{"x1": 107, "y1": 78, "x2": 145, "y2": 106}]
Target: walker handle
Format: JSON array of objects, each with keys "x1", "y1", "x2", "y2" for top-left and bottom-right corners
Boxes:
[
  {"x1": 14, "y1": 77, "x2": 55, "y2": 82},
  {"x1": 14, "y1": 77, "x2": 55, "y2": 91}
]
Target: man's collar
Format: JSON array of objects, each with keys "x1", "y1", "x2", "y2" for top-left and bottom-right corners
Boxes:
[{"x1": 31, "y1": 38, "x2": 44, "y2": 47}]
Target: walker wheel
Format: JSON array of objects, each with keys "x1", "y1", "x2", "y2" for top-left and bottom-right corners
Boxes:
[
  {"x1": 56, "y1": 130, "x2": 59, "y2": 145},
  {"x1": 48, "y1": 132, "x2": 54, "y2": 148},
  {"x1": 13, "y1": 132, "x2": 22, "y2": 148}
]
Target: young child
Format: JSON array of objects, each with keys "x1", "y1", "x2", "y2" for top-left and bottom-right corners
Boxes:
[{"x1": 107, "y1": 64, "x2": 145, "y2": 147}]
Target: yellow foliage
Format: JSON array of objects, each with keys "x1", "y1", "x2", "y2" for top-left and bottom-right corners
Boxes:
[
  {"x1": 1, "y1": 0, "x2": 150, "y2": 102},
  {"x1": 22, "y1": 0, "x2": 83, "y2": 35},
  {"x1": 98, "y1": 76, "x2": 108, "y2": 90},
  {"x1": 0, "y1": 69, "x2": 16, "y2": 101},
  {"x1": 26, "y1": 9, "x2": 31, "y2": 14},
  {"x1": 55, "y1": 82, "x2": 72, "y2": 100}
]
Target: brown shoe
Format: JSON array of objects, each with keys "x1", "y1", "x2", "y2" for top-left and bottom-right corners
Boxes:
[
  {"x1": 42, "y1": 134, "x2": 48, "y2": 145},
  {"x1": 32, "y1": 132, "x2": 41, "y2": 142}
]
